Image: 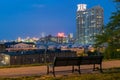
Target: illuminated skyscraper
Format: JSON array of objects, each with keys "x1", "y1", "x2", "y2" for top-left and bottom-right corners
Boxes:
[{"x1": 76, "y1": 4, "x2": 103, "y2": 45}]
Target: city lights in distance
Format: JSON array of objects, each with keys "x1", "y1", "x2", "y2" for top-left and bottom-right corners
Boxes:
[{"x1": 57, "y1": 32, "x2": 65, "y2": 37}]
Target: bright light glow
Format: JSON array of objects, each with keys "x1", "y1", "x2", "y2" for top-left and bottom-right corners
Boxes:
[
  {"x1": 117, "y1": 49, "x2": 120, "y2": 51},
  {"x1": 5, "y1": 56, "x2": 9, "y2": 60},
  {"x1": 57, "y1": 32, "x2": 65, "y2": 37}
]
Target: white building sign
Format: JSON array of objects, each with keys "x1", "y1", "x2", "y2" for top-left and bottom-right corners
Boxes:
[{"x1": 77, "y1": 4, "x2": 87, "y2": 11}]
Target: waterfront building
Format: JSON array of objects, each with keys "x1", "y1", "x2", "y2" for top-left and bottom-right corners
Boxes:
[{"x1": 5, "y1": 42, "x2": 36, "y2": 52}]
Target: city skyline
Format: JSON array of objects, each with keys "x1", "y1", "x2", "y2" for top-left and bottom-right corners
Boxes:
[{"x1": 0, "y1": 0, "x2": 116, "y2": 40}]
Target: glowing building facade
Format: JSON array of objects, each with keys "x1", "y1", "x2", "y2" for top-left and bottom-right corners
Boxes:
[{"x1": 76, "y1": 4, "x2": 103, "y2": 45}]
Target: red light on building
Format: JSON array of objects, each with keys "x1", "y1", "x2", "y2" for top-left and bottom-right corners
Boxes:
[{"x1": 57, "y1": 32, "x2": 65, "y2": 37}]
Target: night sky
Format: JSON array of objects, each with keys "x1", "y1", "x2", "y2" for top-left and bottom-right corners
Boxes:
[{"x1": 0, "y1": 0, "x2": 116, "y2": 40}]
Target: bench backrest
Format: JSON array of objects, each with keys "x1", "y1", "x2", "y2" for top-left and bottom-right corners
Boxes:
[
  {"x1": 53, "y1": 57, "x2": 79, "y2": 66},
  {"x1": 53, "y1": 56, "x2": 103, "y2": 66},
  {"x1": 80, "y1": 56, "x2": 103, "y2": 65}
]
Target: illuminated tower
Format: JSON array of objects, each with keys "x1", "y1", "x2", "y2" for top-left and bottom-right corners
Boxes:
[{"x1": 76, "y1": 4, "x2": 103, "y2": 45}]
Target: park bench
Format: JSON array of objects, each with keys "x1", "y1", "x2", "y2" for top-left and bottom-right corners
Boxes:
[{"x1": 47, "y1": 56, "x2": 103, "y2": 77}]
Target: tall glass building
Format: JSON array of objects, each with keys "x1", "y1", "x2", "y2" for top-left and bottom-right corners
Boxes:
[{"x1": 76, "y1": 4, "x2": 103, "y2": 45}]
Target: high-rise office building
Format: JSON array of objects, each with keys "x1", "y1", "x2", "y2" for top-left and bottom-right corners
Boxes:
[{"x1": 76, "y1": 4, "x2": 103, "y2": 45}]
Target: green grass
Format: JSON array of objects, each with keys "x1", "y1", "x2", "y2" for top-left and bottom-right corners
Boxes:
[{"x1": 0, "y1": 67, "x2": 120, "y2": 80}]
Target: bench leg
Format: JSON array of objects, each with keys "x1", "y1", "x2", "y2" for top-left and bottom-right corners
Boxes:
[
  {"x1": 53, "y1": 67, "x2": 55, "y2": 77},
  {"x1": 72, "y1": 66, "x2": 74, "y2": 73},
  {"x1": 47, "y1": 65, "x2": 49, "y2": 74},
  {"x1": 78, "y1": 65, "x2": 81, "y2": 74},
  {"x1": 100, "y1": 63, "x2": 103, "y2": 73},
  {"x1": 93, "y1": 64, "x2": 95, "y2": 71}
]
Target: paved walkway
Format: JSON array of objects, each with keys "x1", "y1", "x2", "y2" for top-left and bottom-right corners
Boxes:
[{"x1": 0, "y1": 60, "x2": 120, "y2": 77}]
